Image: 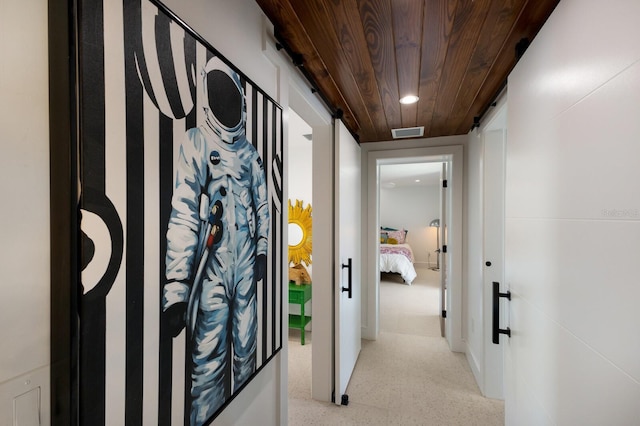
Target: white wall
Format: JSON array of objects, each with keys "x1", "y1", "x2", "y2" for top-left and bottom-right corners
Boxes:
[
  {"x1": 379, "y1": 185, "x2": 439, "y2": 265},
  {"x1": 0, "y1": 0, "x2": 327, "y2": 423},
  {"x1": 0, "y1": 0, "x2": 51, "y2": 423},
  {"x1": 288, "y1": 108, "x2": 313, "y2": 323},
  {"x1": 288, "y1": 109, "x2": 313, "y2": 207},
  {"x1": 505, "y1": 0, "x2": 640, "y2": 423}
]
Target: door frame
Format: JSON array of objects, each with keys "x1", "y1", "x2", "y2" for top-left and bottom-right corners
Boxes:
[
  {"x1": 287, "y1": 78, "x2": 336, "y2": 402},
  {"x1": 364, "y1": 145, "x2": 464, "y2": 352}
]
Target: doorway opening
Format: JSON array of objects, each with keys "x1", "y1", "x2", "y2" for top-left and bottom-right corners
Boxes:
[
  {"x1": 378, "y1": 161, "x2": 444, "y2": 337},
  {"x1": 364, "y1": 146, "x2": 464, "y2": 352},
  {"x1": 286, "y1": 108, "x2": 314, "y2": 400},
  {"x1": 286, "y1": 77, "x2": 334, "y2": 403}
]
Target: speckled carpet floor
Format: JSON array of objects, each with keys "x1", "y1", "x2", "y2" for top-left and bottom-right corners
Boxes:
[{"x1": 287, "y1": 266, "x2": 504, "y2": 425}]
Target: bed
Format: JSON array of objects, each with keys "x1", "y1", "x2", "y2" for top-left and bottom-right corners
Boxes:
[{"x1": 379, "y1": 228, "x2": 417, "y2": 285}]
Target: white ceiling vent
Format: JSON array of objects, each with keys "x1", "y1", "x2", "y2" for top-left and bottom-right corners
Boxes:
[{"x1": 391, "y1": 126, "x2": 424, "y2": 139}]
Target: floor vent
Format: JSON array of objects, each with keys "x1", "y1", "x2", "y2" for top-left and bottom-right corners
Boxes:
[{"x1": 391, "y1": 126, "x2": 424, "y2": 139}]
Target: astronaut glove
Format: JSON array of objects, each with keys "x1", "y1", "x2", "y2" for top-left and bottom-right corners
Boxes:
[
  {"x1": 164, "y1": 301, "x2": 187, "y2": 338},
  {"x1": 255, "y1": 254, "x2": 267, "y2": 282}
]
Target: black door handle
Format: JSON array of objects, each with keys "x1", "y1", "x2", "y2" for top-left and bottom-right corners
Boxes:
[
  {"x1": 341, "y1": 258, "x2": 352, "y2": 299},
  {"x1": 492, "y1": 281, "x2": 511, "y2": 344}
]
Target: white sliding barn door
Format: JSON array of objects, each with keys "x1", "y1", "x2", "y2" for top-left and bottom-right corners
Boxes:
[
  {"x1": 483, "y1": 128, "x2": 506, "y2": 399},
  {"x1": 334, "y1": 120, "x2": 361, "y2": 404}
]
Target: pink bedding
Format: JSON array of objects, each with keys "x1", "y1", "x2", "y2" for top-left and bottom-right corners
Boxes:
[
  {"x1": 379, "y1": 244, "x2": 414, "y2": 263},
  {"x1": 379, "y1": 243, "x2": 417, "y2": 284}
]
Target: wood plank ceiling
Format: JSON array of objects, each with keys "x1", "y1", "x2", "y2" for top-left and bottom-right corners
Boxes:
[{"x1": 255, "y1": 0, "x2": 560, "y2": 143}]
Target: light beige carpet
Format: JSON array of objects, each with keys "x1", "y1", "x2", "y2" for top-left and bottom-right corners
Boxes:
[{"x1": 287, "y1": 266, "x2": 504, "y2": 425}]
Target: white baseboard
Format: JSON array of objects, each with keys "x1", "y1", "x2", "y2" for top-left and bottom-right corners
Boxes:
[{"x1": 465, "y1": 342, "x2": 484, "y2": 396}]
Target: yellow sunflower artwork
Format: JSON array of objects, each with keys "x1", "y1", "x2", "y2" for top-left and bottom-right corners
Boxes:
[{"x1": 288, "y1": 199, "x2": 312, "y2": 266}]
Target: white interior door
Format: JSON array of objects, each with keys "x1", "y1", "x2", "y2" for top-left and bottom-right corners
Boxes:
[
  {"x1": 482, "y1": 128, "x2": 506, "y2": 399},
  {"x1": 334, "y1": 120, "x2": 361, "y2": 404},
  {"x1": 439, "y1": 163, "x2": 448, "y2": 337}
]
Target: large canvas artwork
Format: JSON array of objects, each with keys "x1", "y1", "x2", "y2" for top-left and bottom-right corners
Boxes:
[{"x1": 76, "y1": 0, "x2": 283, "y2": 424}]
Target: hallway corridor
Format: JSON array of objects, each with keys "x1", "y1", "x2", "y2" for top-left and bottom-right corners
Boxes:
[{"x1": 287, "y1": 266, "x2": 504, "y2": 425}]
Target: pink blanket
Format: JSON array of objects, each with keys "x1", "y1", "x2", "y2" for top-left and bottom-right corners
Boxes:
[{"x1": 380, "y1": 244, "x2": 413, "y2": 263}]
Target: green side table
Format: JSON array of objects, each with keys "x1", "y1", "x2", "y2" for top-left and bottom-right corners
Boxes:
[{"x1": 288, "y1": 282, "x2": 312, "y2": 345}]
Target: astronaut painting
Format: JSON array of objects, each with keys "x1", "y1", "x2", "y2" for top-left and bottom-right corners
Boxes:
[
  {"x1": 74, "y1": 1, "x2": 283, "y2": 424},
  {"x1": 164, "y1": 58, "x2": 270, "y2": 424}
]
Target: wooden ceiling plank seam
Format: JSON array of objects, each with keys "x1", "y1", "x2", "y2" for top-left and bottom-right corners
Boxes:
[
  {"x1": 454, "y1": 0, "x2": 560, "y2": 134},
  {"x1": 446, "y1": 0, "x2": 528, "y2": 133},
  {"x1": 417, "y1": 0, "x2": 459, "y2": 138},
  {"x1": 359, "y1": 0, "x2": 403, "y2": 136},
  {"x1": 429, "y1": 0, "x2": 493, "y2": 136},
  {"x1": 256, "y1": 0, "x2": 362, "y2": 134},
  {"x1": 451, "y1": 0, "x2": 530, "y2": 135},
  {"x1": 325, "y1": 0, "x2": 391, "y2": 140},
  {"x1": 412, "y1": 0, "x2": 427, "y2": 132},
  {"x1": 442, "y1": 0, "x2": 496, "y2": 125},
  {"x1": 289, "y1": 0, "x2": 378, "y2": 141},
  {"x1": 392, "y1": 0, "x2": 424, "y2": 128}
]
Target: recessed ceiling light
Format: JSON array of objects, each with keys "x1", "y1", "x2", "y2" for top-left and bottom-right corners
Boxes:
[
  {"x1": 399, "y1": 95, "x2": 419, "y2": 104},
  {"x1": 415, "y1": 179, "x2": 420, "y2": 183}
]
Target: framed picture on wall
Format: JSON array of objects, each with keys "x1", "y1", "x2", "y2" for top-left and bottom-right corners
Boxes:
[{"x1": 51, "y1": 0, "x2": 284, "y2": 424}]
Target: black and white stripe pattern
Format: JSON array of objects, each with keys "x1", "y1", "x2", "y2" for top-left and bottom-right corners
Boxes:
[
  {"x1": 134, "y1": 0, "x2": 196, "y2": 119},
  {"x1": 78, "y1": 0, "x2": 283, "y2": 424}
]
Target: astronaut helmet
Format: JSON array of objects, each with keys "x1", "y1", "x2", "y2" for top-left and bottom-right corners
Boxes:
[{"x1": 202, "y1": 57, "x2": 246, "y2": 144}]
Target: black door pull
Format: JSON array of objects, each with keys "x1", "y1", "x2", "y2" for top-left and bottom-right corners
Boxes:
[
  {"x1": 492, "y1": 281, "x2": 511, "y2": 344},
  {"x1": 341, "y1": 258, "x2": 352, "y2": 299}
]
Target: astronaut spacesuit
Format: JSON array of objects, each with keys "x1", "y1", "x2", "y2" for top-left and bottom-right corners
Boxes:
[{"x1": 163, "y1": 57, "x2": 269, "y2": 425}]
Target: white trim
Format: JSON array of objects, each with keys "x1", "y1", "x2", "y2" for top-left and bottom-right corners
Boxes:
[
  {"x1": 263, "y1": 9, "x2": 335, "y2": 407},
  {"x1": 466, "y1": 341, "x2": 483, "y2": 391},
  {"x1": 364, "y1": 145, "x2": 465, "y2": 352}
]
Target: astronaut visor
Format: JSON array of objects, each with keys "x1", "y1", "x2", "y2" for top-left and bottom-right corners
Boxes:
[{"x1": 207, "y1": 69, "x2": 243, "y2": 129}]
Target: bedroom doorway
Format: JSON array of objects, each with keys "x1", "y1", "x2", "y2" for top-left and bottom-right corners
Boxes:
[
  {"x1": 378, "y1": 161, "x2": 446, "y2": 337},
  {"x1": 365, "y1": 146, "x2": 464, "y2": 352},
  {"x1": 378, "y1": 161, "x2": 445, "y2": 337}
]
